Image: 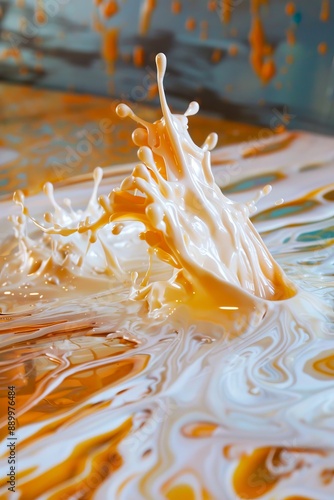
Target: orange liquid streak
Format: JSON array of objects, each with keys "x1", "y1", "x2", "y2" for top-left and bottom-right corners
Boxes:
[
  {"x1": 321, "y1": 469, "x2": 334, "y2": 485},
  {"x1": 249, "y1": 2, "x2": 277, "y2": 84},
  {"x1": 18, "y1": 354, "x2": 148, "y2": 427},
  {"x1": 228, "y1": 44, "x2": 238, "y2": 56},
  {"x1": 249, "y1": 16, "x2": 265, "y2": 77},
  {"x1": 234, "y1": 447, "x2": 300, "y2": 498},
  {"x1": 0, "y1": 333, "x2": 148, "y2": 497},
  {"x1": 207, "y1": 0, "x2": 217, "y2": 12},
  {"x1": 318, "y1": 42, "x2": 328, "y2": 55},
  {"x1": 285, "y1": 2, "x2": 296, "y2": 16},
  {"x1": 260, "y1": 57, "x2": 276, "y2": 84},
  {"x1": 133, "y1": 45, "x2": 145, "y2": 67},
  {"x1": 147, "y1": 82, "x2": 159, "y2": 99},
  {"x1": 242, "y1": 133, "x2": 296, "y2": 159},
  {"x1": 285, "y1": 497, "x2": 313, "y2": 500},
  {"x1": 102, "y1": 28, "x2": 119, "y2": 73},
  {"x1": 35, "y1": 0, "x2": 47, "y2": 25},
  {"x1": 171, "y1": 0, "x2": 182, "y2": 15},
  {"x1": 139, "y1": 0, "x2": 157, "y2": 35},
  {"x1": 16, "y1": 419, "x2": 132, "y2": 499},
  {"x1": 103, "y1": 0, "x2": 119, "y2": 18},
  {"x1": 165, "y1": 484, "x2": 196, "y2": 500},
  {"x1": 222, "y1": 0, "x2": 231, "y2": 24},
  {"x1": 185, "y1": 16, "x2": 196, "y2": 31},
  {"x1": 313, "y1": 352, "x2": 334, "y2": 377},
  {"x1": 181, "y1": 422, "x2": 218, "y2": 437},
  {"x1": 286, "y1": 26, "x2": 296, "y2": 46},
  {"x1": 48, "y1": 430, "x2": 127, "y2": 499},
  {"x1": 320, "y1": 0, "x2": 330, "y2": 22},
  {"x1": 211, "y1": 48, "x2": 222, "y2": 63},
  {"x1": 323, "y1": 189, "x2": 334, "y2": 201},
  {"x1": 35, "y1": 9, "x2": 47, "y2": 24},
  {"x1": 163, "y1": 474, "x2": 213, "y2": 500}
]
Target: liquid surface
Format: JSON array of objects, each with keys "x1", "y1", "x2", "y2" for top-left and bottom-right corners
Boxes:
[{"x1": 0, "y1": 55, "x2": 334, "y2": 499}]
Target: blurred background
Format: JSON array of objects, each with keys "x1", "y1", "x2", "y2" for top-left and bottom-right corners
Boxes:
[
  {"x1": 0, "y1": 0, "x2": 333, "y2": 194},
  {"x1": 1, "y1": 0, "x2": 334, "y2": 129}
]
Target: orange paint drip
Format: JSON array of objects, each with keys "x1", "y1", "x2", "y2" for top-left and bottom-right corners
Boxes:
[
  {"x1": 171, "y1": 0, "x2": 182, "y2": 14},
  {"x1": 250, "y1": 49, "x2": 263, "y2": 77},
  {"x1": 207, "y1": 0, "x2": 217, "y2": 12},
  {"x1": 286, "y1": 26, "x2": 296, "y2": 45},
  {"x1": 147, "y1": 83, "x2": 158, "y2": 99},
  {"x1": 103, "y1": 0, "x2": 118, "y2": 18},
  {"x1": 133, "y1": 45, "x2": 145, "y2": 67},
  {"x1": 211, "y1": 48, "x2": 222, "y2": 63},
  {"x1": 248, "y1": 3, "x2": 277, "y2": 83},
  {"x1": 35, "y1": 0, "x2": 47, "y2": 25},
  {"x1": 285, "y1": 2, "x2": 295, "y2": 16},
  {"x1": 185, "y1": 16, "x2": 196, "y2": 31},
  {"x1": 249, "y1": 15, "x2": 265, "y2": 77},
  {"x1": 94, "y1": 0, "x2": 103, "y2": 5},
  {"x1": 139, "y1": 0, "x2": 156, "y2": 35},
  {"x1": 101, "y1": 28, "x2": 119, "y2": 73},
  {"x1": 16, "y1": 0, "x2": 25, "y2": 7},
  {"x1": 320, "y1": 0, "x2": 330, "y2": 22},
  {"x1": 228, "y1": 44, "x2": 238, "y2": 56},
  {"x1": 35, "y1": 8, "x2": 47, "y2": 24},
  {"x1": 222, "y1": 0, "x2": 232, "y2": 24},
  {"x1": 318, "y1": 42, "x2": 328, "y2": 55},
  {"x1": 249, "y1": 16, "x2": 265, "y2": 51}
]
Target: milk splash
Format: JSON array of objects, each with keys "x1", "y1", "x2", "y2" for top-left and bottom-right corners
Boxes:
[{"x1": 11, "y1": 53, "x2": 296, "y2": 327}]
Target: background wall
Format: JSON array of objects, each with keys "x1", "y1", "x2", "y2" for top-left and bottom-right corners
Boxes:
[{"x1": 0, "y1": 0, "x2": 334, "y2": 132}]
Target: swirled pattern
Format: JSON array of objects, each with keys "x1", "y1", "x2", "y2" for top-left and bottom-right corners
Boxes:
[{"x1": 1, "y1": 99, "x2": 334, "y2": 498}]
